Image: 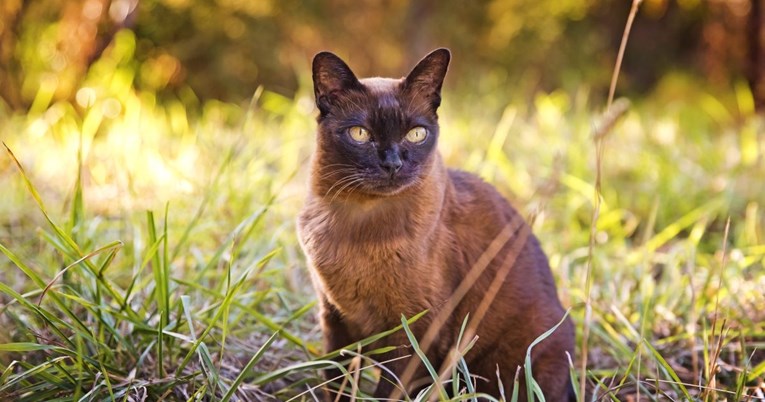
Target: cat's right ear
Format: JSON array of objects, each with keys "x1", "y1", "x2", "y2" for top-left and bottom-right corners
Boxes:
[{"x1": 312, "y1": 52, "x2": 361, "y2": 115}]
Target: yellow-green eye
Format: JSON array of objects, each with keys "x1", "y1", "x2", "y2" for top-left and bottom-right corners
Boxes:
[
  {"x1": 405, "y1": 127, "x2": 427, "y2": 143},
  {"x1": 348, "y1": 126, "x2": 370, "y2": 143}
]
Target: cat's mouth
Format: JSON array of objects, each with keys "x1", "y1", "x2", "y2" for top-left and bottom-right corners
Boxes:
[
  {"x1": 320, "y1": 168, "x2": 421, "y2": 199},
  {"x1": 360, "y1": 174, "x2": 418, "y2": 196}
]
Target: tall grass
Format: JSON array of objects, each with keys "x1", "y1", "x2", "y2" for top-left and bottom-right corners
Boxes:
[{"x1": 1, "y1": 29, "x2": 764, "y2": 400}]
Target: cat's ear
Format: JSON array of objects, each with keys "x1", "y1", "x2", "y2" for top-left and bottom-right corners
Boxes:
[
  {"x1": 404, "y1": 48, "x2": 451, "y2": 109},
  {"x1": 312, "y1": 52, "x2": 361, "y2": 115}
]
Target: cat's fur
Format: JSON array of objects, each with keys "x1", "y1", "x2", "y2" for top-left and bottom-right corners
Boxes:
[{"x1": 297, "y1": 48, "x2": 574, "y2": 401}]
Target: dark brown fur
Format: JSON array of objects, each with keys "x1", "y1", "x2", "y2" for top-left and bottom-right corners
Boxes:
[{"x1": 297, "y1": 49, "x2": 574, "y2": 401}]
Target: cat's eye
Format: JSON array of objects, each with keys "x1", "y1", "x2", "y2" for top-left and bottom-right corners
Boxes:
[
  {"x1": 348, "y1": 126, "x2": 370, "y2": 143},
  {"x1": 405, "y1": 127, "x2": 427, "y2": 143}
]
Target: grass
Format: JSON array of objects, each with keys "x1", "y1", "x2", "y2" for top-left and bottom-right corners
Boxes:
[{"x1": 1, "y1": 30, "x2": 765, "y2": 401}]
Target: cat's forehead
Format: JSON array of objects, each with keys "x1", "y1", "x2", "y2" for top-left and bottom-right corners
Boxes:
[
  {"x1": 359, "y1": 77, "x2": 402, "y2": 93},
  {"x1": 359, "y1": 77, "x2": 403, "y2": 109}
]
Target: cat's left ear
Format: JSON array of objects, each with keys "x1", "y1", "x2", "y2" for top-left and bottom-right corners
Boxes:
[{"x1": 404, "y1": 48, "x2": 451, "y2": 109}]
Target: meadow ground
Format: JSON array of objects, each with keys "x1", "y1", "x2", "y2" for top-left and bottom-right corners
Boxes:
[{"x1": 1, "y1": 34, "x2": 765, "y2": 401}]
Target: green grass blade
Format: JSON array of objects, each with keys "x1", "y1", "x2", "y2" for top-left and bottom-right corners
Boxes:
[
  {"x1": 524, "y1": 309, "x2": 571, "y2": 402},
  {"x1": 0, "y1": 342, "x2": 58, "y2": 352},
  {"x1": 1, "y1": 148, "x2": 141, "y2": 320},
  {"x1": 157, "y1": 308, "x2": 166, "y2": 378},
  {"x1": 0, "y1": 242, "x2": 48, "y2": 289},
  {"x1": 0, "y1": 361, "x2": 18, "y2": 385},
  {"x1": 173, "y1": 248, "x2": 276, "y2": 377},
  {"x1": 121, "y1": 231, "x2": 166, "y2": 316},
  {"x1": 97, "y1": 359, "x2": 116, "y2": 401},
  {"x1": 38, "y1": 240, "x2": 123, "y2": 305},
  {"x1": 146, "y1": 211, "x2": 169, "y2": 328},
  {"x1": 0, "y1": 356, "x2": 71, "y2": 393},
  {"x1": 510, "y1": 366, "x2": 520, "y2": 402},
  {"x1": 68, "y1": 131, "x2": 85, "y2": 242},
  {"x1": 192, "y1": 206, "x2": 272, "y2": 283},
  {"x1": 253, "y1": 360, "x2": 348, "y2": 386},
  {"x1": 220, "y1": 330, "x2": 280, "y2": 402},
  {"x1": 198, "y1": 342, "x2": 224, "y2": 396},
  {"x1": 0, "y1": 282, "x2": 81, "y2": 349},
  {"x1": 747, "y1": 358, "x2": 765, "y2": 382},
  {"x1": 568, "y1": 353, "x2": 581, "y2": 402},
  {"x1": 401, "y1": 314, "x2": 448, "y2": 401},
  {"x1": 627, "y1": 199, "x2": 723, "y2": 264},
  {"x1": 642, "y1": 339, "x2": 691, "y2": 399},
  {"x1": 319, "y1": 310, "x2": 428, "y2": 360},
  {"x1": 172, "y1": 277, "x2": 308, "y2": 349},
  {"x1": 162, "y1": 203, "x2": 171, "y2": 331}
]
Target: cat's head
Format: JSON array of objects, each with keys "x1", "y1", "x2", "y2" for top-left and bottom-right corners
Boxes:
[{"x1": 310, "y1": 48, "x2": 450, "y2": 199}]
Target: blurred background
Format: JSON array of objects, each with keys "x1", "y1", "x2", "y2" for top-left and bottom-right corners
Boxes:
[
  {"x1": 0, "y1": 0, "x2": 762, "y2": 111},
  {"x1": 1, "y1": 0, "x2": 763, "y2": 257}
]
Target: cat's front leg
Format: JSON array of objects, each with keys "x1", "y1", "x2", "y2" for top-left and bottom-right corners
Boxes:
[
  {"x1": 319, "y1": 300, "x2": 356, "y2": 402},
  {"x1": 371, "y1": 333, "x2": 412, "y2": 400}
]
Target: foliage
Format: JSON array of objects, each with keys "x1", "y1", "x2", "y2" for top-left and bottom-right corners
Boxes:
[{"x1": 0, "y1": 0, "x2": 744, "y2": 110}]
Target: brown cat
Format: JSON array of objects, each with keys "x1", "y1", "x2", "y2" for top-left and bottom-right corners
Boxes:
[{"x1": 297, "y1": 48, "x2": 575, "y2": 401}]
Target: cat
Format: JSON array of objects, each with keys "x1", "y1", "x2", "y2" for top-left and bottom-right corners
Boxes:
[{"x1": 297, "y1": 48, "x2": 575, "y2": 401}]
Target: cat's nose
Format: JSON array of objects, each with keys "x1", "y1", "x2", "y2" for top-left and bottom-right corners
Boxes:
[{"x1": 380, "y1": 148, "x2": 403, "y2": 175}]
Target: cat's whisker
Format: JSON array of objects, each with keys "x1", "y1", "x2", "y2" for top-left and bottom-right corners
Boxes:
[
  {"x1": 342, "y1": 179, "x2": 366, "y2": 196},
  {"x1": 317, "y1": 164, "x2": 365, "y2": 180},
  {"x1": 329, "y1": 176, "x2": 365, "y2": 203},
  {"x1": 318, "y1": 168, "x2": 362, "y2": 181},
  {"x1": 340, "y1": 179, "x2": 367, "y2": 201},
  {"x1": 320, "y1": 163, "x2": 362, "y2": 169},
  {"x1": 324, "y1": 173, "x2": 366, "y2": 200},
  {"x1": 334, "y1": 176, "x2": 365, "y2": 197},
  {"x1": 318, "y1": 170, "x2": 350, "y2": 180},
  {"x1": 324, "y1": 175, "x2": 359, "y2": 199}
]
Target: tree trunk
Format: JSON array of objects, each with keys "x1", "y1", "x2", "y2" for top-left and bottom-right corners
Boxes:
[
  {"x1": 403, "y1": 0, "x2": 435, "y2": 67},
  {"x1": 0, "y1": 0, "x2": 28, "y2": 110},
  {"x1": 748, "y1": 0, "x2": 765, "y2": 112}
]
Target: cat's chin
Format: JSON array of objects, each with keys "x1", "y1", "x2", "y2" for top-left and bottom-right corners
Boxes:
[{"x1": 359, "y1": 178, "x2": 418, "y2": 197}]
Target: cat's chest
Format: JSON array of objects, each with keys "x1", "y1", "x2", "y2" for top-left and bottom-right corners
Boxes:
[
  {"x1": 298, "y1": 205, "x2": 443, "y2": 332},
  {"x1": 297, "y1": 201, "x2": 420, "y2": 266}
]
